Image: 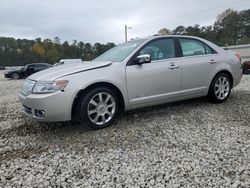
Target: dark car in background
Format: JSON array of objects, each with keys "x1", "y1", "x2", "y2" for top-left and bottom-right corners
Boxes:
[
  {"x1": 4, "y1": 63, "x2": 52, "y2": 80},
  {"x1": 243, "y1": 61, "x2": 250, "y2": 74},
  {"x1": 0, "y1": 66, "x2": 6, "y2": 70}
]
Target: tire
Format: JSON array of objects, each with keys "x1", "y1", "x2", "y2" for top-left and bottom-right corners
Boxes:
[
  {"x1": 208, "y1": 73, "x2": 232, "y2": 103},
  {"x1": 11, "y1": 73, "x2": 20, "y2": 80},
  {"x1": 76, "y1": 87, "x2": 119, "y2": 129}
]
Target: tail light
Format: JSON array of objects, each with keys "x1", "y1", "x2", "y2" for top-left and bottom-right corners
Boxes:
[{"x1": 235, "y1": 52, "x2": 241, "y2": 62}]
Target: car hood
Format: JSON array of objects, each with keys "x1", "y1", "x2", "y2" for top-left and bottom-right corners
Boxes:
[
  {"x1": 7, "y1": 67, "x2": 23, "y2": 73},
  {"x1": 29, "y1": 61, "x2": 112, "y2": 81}
]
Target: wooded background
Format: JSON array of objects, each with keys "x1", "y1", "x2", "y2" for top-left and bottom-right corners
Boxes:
[{"x1": 0, "y1": 8, "x2": 249, "y2": 66}]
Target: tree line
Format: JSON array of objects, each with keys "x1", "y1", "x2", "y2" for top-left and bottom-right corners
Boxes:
[
  {"x1": 0, "y1": 37, "x2": 115, "y2": 66},
  {"x1": 158, "y1": 8, "x2": 250, "y2": 46},
  {"x1": 0, "y1": 8, "x2": 250, "y2": 66}
]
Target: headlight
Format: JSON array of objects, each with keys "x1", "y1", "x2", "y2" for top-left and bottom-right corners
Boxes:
[
  {"x1": 21, "y1": 79, "x2": 36, "y2": 96},
  {"x1": 32, "y1": 80, "x2": 68, "y2": 94}
]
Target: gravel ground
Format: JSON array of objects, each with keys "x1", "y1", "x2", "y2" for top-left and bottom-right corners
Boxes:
[{"x1": 0, "y1": 70, "x2": 250, "y2": 187}]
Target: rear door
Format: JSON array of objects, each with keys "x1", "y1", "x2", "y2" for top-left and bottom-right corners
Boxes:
[
  {"x1": 126, "y1": 38, "x2": 182, "y2": 108},
  {"x1": 178, "y1": 38, "x2": 219, "y2": 96}
]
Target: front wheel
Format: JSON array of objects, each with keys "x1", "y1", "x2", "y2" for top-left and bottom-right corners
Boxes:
[
  {"x1": 208, "y1": 73, "x2": 232, "y2": 103},
  {"x1": 76, "y1": 87, "x2": 119, "y2": 129},
  {"x1": 11, "y1": 73, "x2": 20, "y2": 80}
]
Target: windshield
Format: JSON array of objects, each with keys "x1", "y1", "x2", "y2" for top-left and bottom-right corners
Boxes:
[
  {"x1": 24, "y1": 65, "x2": 28, "y2": 70},
  {"x1": 94, "y1": 39, "x2": 146, "y2": 62}
]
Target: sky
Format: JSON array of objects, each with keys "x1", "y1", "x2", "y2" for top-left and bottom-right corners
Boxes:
[{"x1": 0, "y1": 0, "x2": 250, "y2": 44}]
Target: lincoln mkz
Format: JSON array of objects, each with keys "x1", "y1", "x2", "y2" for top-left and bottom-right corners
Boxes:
[{"x1": 19, "y1": 36, "x2": 243, "y2": 129}]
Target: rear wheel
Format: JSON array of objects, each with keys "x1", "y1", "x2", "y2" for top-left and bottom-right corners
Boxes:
[
  {"x1": 11, "y1": 73, "x2": 20, "y2": 80},
  {"x1": 76, "y1": 87, "x2": 119, "y2": 129},
  {"x1": 208, "y1": 73, "x2": 232, "y2": 103}
]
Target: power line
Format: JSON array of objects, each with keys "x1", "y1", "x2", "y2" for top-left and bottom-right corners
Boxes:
[
  {"x1": 127, "y1": 0, "x2": 249, "y2": 39},
  {"x1": 132, "y1": 0, "x2": 249, "y2": 29}
]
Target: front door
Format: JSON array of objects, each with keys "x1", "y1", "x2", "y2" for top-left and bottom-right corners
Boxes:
[{"x1": 126, "y1": 38, "x2": 182, "y2": 108}]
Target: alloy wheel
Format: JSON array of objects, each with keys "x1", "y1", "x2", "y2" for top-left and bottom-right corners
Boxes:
[
  {"x1": 214, "y1": 76, "x2": 230, "y2": 100},
  {"x1": 11, "y1": 73, "x2": 20, "y2": 80},
  {"x1": 87, "y1": 92, "x2": 116, "y2": 125}
]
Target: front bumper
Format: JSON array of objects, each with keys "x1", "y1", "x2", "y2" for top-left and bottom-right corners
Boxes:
[
  {"x1": 4, "y1": 72, "x2": 11, "y2": 78},
  {"x1": 19, "y1": 91, "x2": 73, "y2": 122}
]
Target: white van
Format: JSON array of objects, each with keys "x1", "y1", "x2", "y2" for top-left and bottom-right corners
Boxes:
[{"x1": 57, "y1": 59, "x2": 82, "y2": 66}]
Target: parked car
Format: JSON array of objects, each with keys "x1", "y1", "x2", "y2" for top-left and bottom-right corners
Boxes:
[
  {"x1": 19, "y1": 36, "x2": 243, "y2": 129},
  {"x1": 243, "y1": 61, "x2": 250, "y2": 74},
  {"x1": 4, "y1": 63, "x2": 52, "y2": 80},
  {"x1": 0, "y1": 66, "x2": 5, "y2": 70}
]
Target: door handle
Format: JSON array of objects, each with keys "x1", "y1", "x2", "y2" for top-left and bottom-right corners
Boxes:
[
  {"x1": 209, "y1": 59, "x2": 217, "y2": 64},
  {"x1": 169, "y1": 63, "x2": 180, "y2": 70}
]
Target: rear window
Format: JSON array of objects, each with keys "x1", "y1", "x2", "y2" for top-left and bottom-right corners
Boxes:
[{"x1": 35, "y1": 64, "x2": 48, "y2": 68}]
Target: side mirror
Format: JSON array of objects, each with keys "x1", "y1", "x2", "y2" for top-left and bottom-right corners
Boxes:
[{"x1": 135, "y1": 54, "x2": 151, "y2": 64}]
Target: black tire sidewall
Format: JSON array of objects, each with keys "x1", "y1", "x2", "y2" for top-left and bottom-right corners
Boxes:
[
  {"x1": 11, "y1": 73, "x2": 20, "y2": 80},
  {"x1": 77, "y1": 87, "x2": 119, "y2": 129},
  {"x1": 208, "y1": 73, "x2": 232, "y2": 103}
]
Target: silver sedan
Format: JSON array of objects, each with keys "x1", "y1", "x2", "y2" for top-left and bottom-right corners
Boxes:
[{"x1": 19, "y1": 36, "x2": 243, "y2": 129}]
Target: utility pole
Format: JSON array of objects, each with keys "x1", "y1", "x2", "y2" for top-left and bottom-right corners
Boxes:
[
  {"x1": 125, "y1": 25, "x2": 128, "y2": 42},
  {"x1": 125, "y1": 25, "x2": 132, "y2": 42}
]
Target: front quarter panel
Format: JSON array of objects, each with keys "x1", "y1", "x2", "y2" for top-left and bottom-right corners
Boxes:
[{"x1": 60, "y1": 63, "x2": 128, "y2": 114}]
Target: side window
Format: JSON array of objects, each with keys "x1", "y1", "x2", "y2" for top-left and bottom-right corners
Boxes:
[
  {"x1": 139, "y1": 39, "x2": 175, "y2": 61},
  {"x1": 205, "y1": 45, "x2": 213, "y2": 54},
  {"x1": 33, "y1": 64, "x2": 41, "y2": 71},
  {"x1": 28, "y1": 65, "x2": 34, "y2": 69},
  {"x1": 180, "y1": 39, "x2": 214, "y2": 57},
  {"x1": 34, "y1": 64, "x2": 47, "y2": 71},
  {"x1": 38, "y1": 64, "x2": 48, "y2": 68}
]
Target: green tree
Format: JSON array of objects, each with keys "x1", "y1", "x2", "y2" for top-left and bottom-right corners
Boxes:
[
  {"x1": 214, "y1": 9, "x2": 240, "y2": 45},
  {"x1": 47, "y1": 49, "x2": 60, "y2": 63},
  {"x1": 32, "y1": 43, "x2": 45, "y2": 57},
  {"x1": 186, "y1": 24, "x2": 202, "y2": 37},
  {"x1": 82, "y1": 43, "x2": 93, "y2": 61},
  {"x1": 172, "y1": 26, "x2": 186, "y2": 35},
  {"x1": 158, "y1": 28, "x2": 172, "y2": 35}
]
